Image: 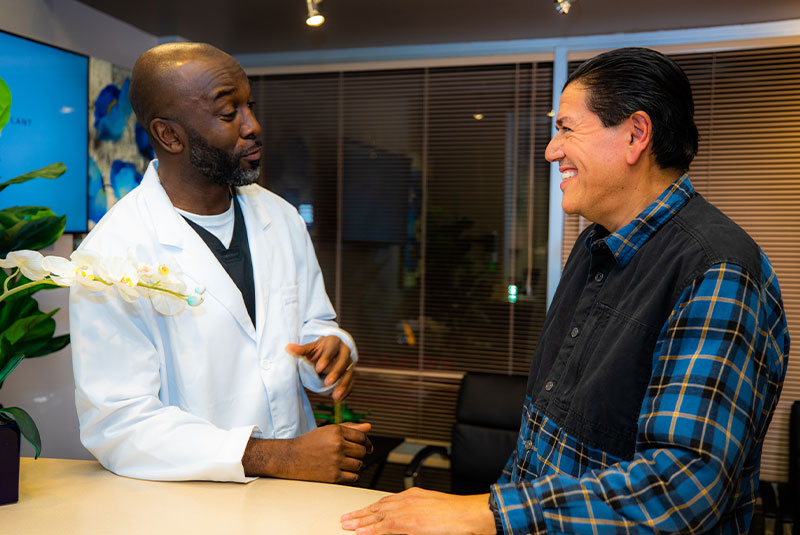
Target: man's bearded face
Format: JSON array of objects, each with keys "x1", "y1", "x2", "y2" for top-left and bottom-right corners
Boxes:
[{"x1": 187, "y1": 126, "x2": 261, "y2": 187}]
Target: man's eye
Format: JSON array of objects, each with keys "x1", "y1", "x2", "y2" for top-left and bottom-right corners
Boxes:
[{"x1": 221, "y1": 111, "x2": 236, "y2": 121}]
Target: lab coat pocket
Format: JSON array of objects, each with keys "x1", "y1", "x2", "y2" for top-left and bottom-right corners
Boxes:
[{"x1": 281, "y1": 284, "x2": 300, "y2": 341}]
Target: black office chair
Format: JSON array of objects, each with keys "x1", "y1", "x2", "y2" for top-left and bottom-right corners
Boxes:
[
  {"x1": 759, "y1": 400, "x2": 800, "y2": 535},
  {"x1": 779, "y1": 400, "x2": 800, "y2": 534},
  {"x1": 404, "y1": 372, "x2": 527, "y2": 495}
]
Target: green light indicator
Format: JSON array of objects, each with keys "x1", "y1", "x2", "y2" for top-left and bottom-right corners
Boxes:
[{"x1": 508, "y1": 284, "x2": 518, "y2": 303}]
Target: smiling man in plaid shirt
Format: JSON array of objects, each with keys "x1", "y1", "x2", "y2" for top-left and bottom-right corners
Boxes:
[{"x1": 342, "y1": 47, "x2": 789, "y2": 535}]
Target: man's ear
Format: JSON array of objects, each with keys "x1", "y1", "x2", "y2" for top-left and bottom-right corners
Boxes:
[
  {"x1": 625, "y1": 110, "x2": 653, "y2": 165},
  {"x1": 150, "y1": 118, "x2": 185, "y2": 155}
]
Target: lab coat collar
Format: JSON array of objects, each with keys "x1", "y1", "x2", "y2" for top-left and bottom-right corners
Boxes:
[{"x1": 139, "y1": 160, "x2": 258, "y2": 340}]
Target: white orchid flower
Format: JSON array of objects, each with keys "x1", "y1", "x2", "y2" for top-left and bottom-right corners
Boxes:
[
  {"x1": 3, "y1": 247, "x2": 203, "y2": 316},
  {"x1": 150, "y1": 291, "x2": 187, "y2": 316},
  {"x1": 67, "y1": 250, "x2": 112, "y2": 293},
  {"x1": 40, "y1": 255, "x2": 78, "y2": 287},
  {"x1": 101, "y1": 256, "x2": 141, "y2": 303},
  {"x1": 0, "y1": 250, "x2": 49, "y2": 280}
]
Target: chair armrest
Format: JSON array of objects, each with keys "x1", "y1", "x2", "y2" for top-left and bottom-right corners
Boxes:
[{"x1": 403, "y1": 445, "x2": 449, "y2": 489}]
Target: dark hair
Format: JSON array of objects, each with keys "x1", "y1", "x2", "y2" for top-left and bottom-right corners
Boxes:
[{"x1": 566, "y1": 47, "x2": 698, "y2": 172}]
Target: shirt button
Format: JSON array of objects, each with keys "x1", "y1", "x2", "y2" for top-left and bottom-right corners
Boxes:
[
  {"x1": 544, "y1": 380, "x2": 555, "y2": 392},
  {"x1": 570, "y1": 327, "x2": 579, "y2": 338},
  {"x1": 524, "y1": 440, "x2": 533, "y2": 450},
  {"x1": 594, "y1": 272, "x2": 604, "y2": 283}
]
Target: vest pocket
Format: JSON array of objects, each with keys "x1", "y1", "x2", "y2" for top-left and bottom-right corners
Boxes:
[{"x1": 560, "y1": 302, "x2": 660, "y2": 459}]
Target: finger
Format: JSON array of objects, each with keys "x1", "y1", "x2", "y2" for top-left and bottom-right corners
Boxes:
[
  {"x1": 340, "y1": 512, "x2": 384, "y2": 531},
  {"x1": 339, "y1": 422, "x2": 373, "y2": 453},
  {"x1": 322, "y1": 344, "x2": 351, "y2": 386},
  {"x1": 343, "y1": 442, "x2": 368, "y2": 460},
  {"x1": 332, "y1": 366, "x2": 355, "y2": 401},
  {"x1": 341, "y1": 421, "x2": 372, "y2": 432},
  {"x1": 285, "y1": 341, "x2": 318, "y2": 359},
  {"x1": 336, "y1": 469, "x2": 360, "y2": 484},
  {"x1": 340, "y1": 422, "x2": 372, "y2": 441},
  {"x1": 340, "y1": 456, "x2": 364, "y2": 473},
  {"x1": 313, "y1": 337, "x2": 340, "y2": 376},
  {"x1": 341, "y1": 494, "x2": 403, "y2": 522}
]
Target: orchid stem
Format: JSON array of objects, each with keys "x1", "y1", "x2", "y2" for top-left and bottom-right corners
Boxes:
[
  {"x1": 0, "y1": 278, "x2": 60, "y2": 304},
  {"x1": 135, "y1": 282, "x2": 189, "y2": 300},
  {"x1": 334, "y1": 401, "x2": 343, "y2": 424},
  {"x1": 3, "y1": 267, "x2": 19, "y2": 294}
]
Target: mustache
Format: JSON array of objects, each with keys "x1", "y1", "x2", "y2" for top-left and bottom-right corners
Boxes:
[{"x1": 239, "y1": 140, "x2": 263, "y2": 157}]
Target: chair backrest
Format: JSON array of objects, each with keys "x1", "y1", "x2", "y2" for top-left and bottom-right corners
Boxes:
[
  {"x1": 788, "y1": 400, "x2": 800, "y2": 520},
  {"x1": 450, "y1": 372, "x2": 528, "y2": 495}
]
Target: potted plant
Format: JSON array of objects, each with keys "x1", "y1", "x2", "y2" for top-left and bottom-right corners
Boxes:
[
  {"x1": 0, "y1": 74, "x2": 74, "y2": 505},
  {"x1": 0, "y1": 162, "x2": 72, "y2": 506}
]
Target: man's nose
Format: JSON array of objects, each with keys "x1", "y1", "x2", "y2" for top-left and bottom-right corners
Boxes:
[
  {"x1": 545, "y1": 134, "x2": 563, "y2": 163},
  {"x1": 241, "y1": 107, "x2": 262, "y2": 140}
]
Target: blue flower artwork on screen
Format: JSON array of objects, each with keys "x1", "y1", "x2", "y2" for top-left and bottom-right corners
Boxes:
[
  {"x1": 87, "y1": 157, "x2": 106, "y2": 226},
  {"x1": 109, "y1": 160, "x2": 142, "y2": 200},
  {"x1": 93, "y1": 78, "x2": 132, "y2": 141},
  {"x1": 135, "y1": 122, "x2": 155, "y2": 160}
]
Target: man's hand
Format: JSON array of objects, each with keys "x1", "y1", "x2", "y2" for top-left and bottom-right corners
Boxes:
[
  {"x1": 243, "y1": 422, "x2": 373, "y2": 483},
  {"x1": 286, "y1": 335, "x2": 354, "y2": 401},
  {"x1": 341, "y1": 488, "x2": 496, "y2": 535}
]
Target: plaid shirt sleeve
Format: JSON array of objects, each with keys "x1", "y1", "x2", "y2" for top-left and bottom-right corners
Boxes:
[{"x1": 490, "y1": 258, "x2": 788, "y2": 534}]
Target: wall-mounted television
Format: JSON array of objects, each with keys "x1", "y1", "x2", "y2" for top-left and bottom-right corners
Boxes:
[{"x1": 0, "y1": 30, "x2": 88, "y2": 233}]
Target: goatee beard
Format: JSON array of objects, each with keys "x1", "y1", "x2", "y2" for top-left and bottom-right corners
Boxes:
[{"x1": 186, "y1": 128, "x2": 261, "y2": 187}]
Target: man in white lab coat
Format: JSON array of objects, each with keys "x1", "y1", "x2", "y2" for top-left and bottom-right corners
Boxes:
[{"x1": 70, "y1": 42, "x2": 372, "y2": 483}]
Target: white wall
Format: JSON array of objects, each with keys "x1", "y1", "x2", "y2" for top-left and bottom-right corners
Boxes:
[
  {"x1": 0, "y1": 0, "x2": 156, "y2": 460},
  {"x1": 0, "y1": 0, "x2": 157, "y2": 69}
]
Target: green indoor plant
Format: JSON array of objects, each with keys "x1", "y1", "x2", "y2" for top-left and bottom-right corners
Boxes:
[
  {"x1": 0, "y1": 75, "x2": 71, "y2": 463},
  {"x1": 0, "y1": 162, "x2": 71, "y2": 461}
]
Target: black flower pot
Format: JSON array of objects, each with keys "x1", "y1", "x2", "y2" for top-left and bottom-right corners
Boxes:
[{"x1": 0, "y1": 419, "x2": 20, "y2": 505}]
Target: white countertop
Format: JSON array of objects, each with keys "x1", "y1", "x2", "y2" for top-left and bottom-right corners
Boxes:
[{"x1": 1, "y1": 457, "x2": 392, "y2": 534}]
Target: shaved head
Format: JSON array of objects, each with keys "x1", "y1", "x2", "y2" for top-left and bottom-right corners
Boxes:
[
  {"x1": 127, "y1": 41, "x2": 262, "y2": 204},
  {"x1": 129, "y1": 42, "x2": 239, "y2": 132}
]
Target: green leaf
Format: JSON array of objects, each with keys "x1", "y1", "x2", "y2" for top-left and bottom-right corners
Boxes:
[
  {"x1": 0, "y1": 205, "x2": 57, "y2": 222},
  {"x1": 0, "y1": 341, "x2": 24, "y2": 384},
  {"x1": 0, "y1": 214, "x2": 66, "y2": 256},
  {"x1": 314, "y1": 412, "x2": 335, "y2": 423},
  {"x1": 0, "y1": 162, "x2": 66, "y2": 194},
  {"x1": 0, "y1": 407, "x2": 41, "y2": 458},
  {"x1": 0, "y1": 294, "x2": 40, "y2": 333},
  {"x1": 0, "y1": 76, "x2": 10, "y2": 134},
  {"x1": 17, "y1": 311, "x2": 56, "y2": 341},
  {"x1": 1, "y1": 309, "x2": 56, "y2": 346},
  {"x1": 17, "y1": 333, "x2": 69, "y2": 359}
]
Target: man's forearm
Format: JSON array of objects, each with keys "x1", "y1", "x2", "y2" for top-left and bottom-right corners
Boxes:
[
  {"x1": 242, "y1": 423, "x2": 372, "y2": 483},
  {"x1": 242, "y1": 436, "x2": 292, "y2": 478}
]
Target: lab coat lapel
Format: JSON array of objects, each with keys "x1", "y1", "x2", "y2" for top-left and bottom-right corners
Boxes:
[
  {"x1": 235, "y1": 187, "x2": 272, "y2": 342},
  {"x1": 139, "y1": 164, "x2": 257, "y2": 340}
]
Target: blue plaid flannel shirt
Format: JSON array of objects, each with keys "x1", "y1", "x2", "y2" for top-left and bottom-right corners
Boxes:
[{"x1": 490, "y1": 175, "x2": 790, "y2": 534}]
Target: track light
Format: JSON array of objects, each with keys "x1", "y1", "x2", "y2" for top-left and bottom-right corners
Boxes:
[
  {"x1": 306, "y1": 0, "x2": 325, "y2": 26},
  {"x1": 554, "y1": 0, "x2": 576, "y2": 14}
]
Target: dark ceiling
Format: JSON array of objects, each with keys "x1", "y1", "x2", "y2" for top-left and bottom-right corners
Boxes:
[{"x1": 76, "y1": 0, "x2": 800, "y2": 56}]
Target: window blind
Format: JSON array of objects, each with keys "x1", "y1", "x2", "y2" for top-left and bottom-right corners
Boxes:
[
  {"x1": 251, "y1": 61, "x2": 553, "y2": 442},
  {"x1": 562, "y1": 46, "x2": 800, "y2": 482}
]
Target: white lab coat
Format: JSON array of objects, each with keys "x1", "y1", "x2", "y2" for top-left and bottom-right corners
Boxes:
[{"x1": 70, "y1": 161, "x2": 356, "y2": 482}]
